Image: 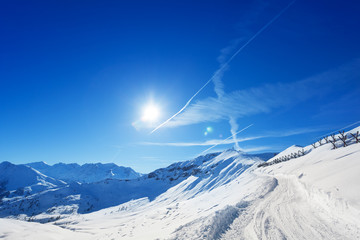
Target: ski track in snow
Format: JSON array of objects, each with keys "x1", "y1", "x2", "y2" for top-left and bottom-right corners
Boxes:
[{"x1": 222, "y1": 173, "x2": 360, "y2": 240}]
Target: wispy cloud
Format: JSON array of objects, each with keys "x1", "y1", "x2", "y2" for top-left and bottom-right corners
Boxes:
[
  {"x1": 141, "y1": 135, "x2": 260, "y2": 147},
  {"x1": 163, "y1": 59, "x2": 360, "y2": 128},
  {"x1": 140, "y1": 126, "x2": 325, "y2": 147},
  {"x1": 150, "y1": 0, "x2": 296, "y2": 134},
  {"x1": 142, "y1": 141, "x2": 269, "y2": 153},
  {"x1": 267, "y1": 126, "x2": 330, "y2": 137},
  {"x1": 237, "y1": 146, "x2": 271, "y2": 152}
]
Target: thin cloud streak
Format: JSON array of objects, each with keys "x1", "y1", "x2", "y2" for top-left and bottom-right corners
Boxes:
[
  {"x1": 200, "y1": 124, "x2": 254, "y2": 154},
  {"x1": 236, "y1": 146, "x2": 271, "y2": 152},
  {"x1": 140, "y1": 126, "x2": 324, "y2": 147},
  {"x1": 150, "y1": 0, "x2": 296, "y2": 134},
  {"x1": 140, "y1": 138, "x2": 252, "y2": 147}
]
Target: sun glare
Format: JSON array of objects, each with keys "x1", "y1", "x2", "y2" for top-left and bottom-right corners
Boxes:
[{"x1": 141, "y1": 104, "x2": 160, "y2": 122}]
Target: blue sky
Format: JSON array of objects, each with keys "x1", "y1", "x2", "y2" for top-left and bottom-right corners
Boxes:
[{"x1": 1, "y1": 0, "x2": 360, "y2": 173}]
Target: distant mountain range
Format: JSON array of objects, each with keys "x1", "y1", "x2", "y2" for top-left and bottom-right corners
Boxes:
[
  {"x1": 25, "y1": 161, "x2": 141, "y2": 183},
  {"x1": 0, "y1": 151, "x2": 275, "y2": 220},
  {"x1": 0, "y1": 161, "x2": 66, "y2": 198}
]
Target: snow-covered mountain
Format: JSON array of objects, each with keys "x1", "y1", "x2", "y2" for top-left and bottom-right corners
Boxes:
[
  {"x1": 25, "y1": 162, "x2": 141, "y2": 183},
  {"x1": 1, "y1": 126, "x2": 360, "y2": 239},
  {"x1": 0, "y1": 161, "x2": 66, "y2": 199},
  {"x1": 0, "y1": 151, "x2": 274, "y2": 220}
]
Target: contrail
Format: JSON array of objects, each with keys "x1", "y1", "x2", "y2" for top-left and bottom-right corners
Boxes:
[
  {"x1": 199, "y1": 124, "x2": 254, "y2": 155},
  {"x1": 229, "y1": 116, "x2": 240, "y2": 150},
  {"x1": 150, "y1": 0, "x2": 296, "y2": 134}
]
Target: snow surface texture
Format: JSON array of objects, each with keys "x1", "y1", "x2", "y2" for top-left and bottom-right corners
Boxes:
[{"x1": 0, "y1": 127, "x2": 360, "y2": 239}]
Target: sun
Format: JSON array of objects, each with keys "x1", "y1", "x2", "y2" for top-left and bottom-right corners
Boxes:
[{"x1": 141, "y1": 103, "x2": 160, "y2": 123}]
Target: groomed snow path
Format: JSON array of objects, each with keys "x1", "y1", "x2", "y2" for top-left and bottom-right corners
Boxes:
[
  {"x1": 222, "y1": 142, "x2": 360, "y2": 240},
  {"x1": 222, "y1": 174, "x2": 360, "y2": 240}
]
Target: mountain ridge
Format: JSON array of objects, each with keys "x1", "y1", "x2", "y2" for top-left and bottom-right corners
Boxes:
[
  {"x1": 0, "y1": 150, "x2": 275, "y2": 220},
  {"x1": 24, "y1": 161, "x2": 142, "y2": 183}
]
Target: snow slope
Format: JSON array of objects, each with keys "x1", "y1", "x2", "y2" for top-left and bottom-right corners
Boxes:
[
  {"x1": 222, "y1": 141, "x2": 360, "y2": 239},
  {"x1": 25, "y1": 162, "x2": 141, "y2": 183},
  {"x1": 1, "y1": 127, "x2": 360, "y2": 239},
  {"x1": 59, "y1": 127, "x2": 360, "y2": 240},
  {"x1": 0, "y1": 151, "x2": 272, "y2": 219},
  {"x1": 53, "y1": 150, "x2": 273, "y2": 239},
  {"x1": 0, "y1": 218, "x2": 88, "y2": 240}
]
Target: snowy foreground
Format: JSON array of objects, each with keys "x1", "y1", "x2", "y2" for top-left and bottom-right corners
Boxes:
[{"x1": 1, "y1": 128, "x2": 360, "y2": 239}]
